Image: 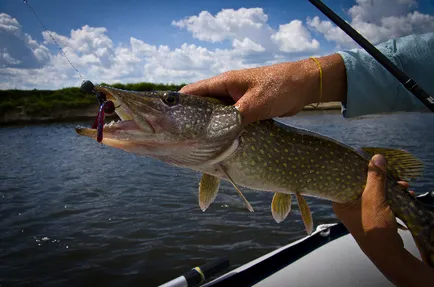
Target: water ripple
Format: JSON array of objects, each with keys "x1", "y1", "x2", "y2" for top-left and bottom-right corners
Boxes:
[{"x1": 1, "y1": 112, "x2": 434, "y2": 286}]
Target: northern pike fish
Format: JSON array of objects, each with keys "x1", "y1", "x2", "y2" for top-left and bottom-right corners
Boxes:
[{"x1": 75, "y1": 86, "x2": 434, "y2": 267}]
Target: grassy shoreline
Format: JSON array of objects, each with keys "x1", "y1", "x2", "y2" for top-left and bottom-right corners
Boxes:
[{"x1": 0, "y1": 82, "x2": 341, "y2": 125}]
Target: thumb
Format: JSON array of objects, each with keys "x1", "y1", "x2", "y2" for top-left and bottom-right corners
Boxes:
[
  {"x1": 364, "y1": 154, "x2": 387, "y2": 203},
  {"x1": 235, "y1": 89, "x2": 271, "y2": 125}
]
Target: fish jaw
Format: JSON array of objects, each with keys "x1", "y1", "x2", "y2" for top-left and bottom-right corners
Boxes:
[
  {"x1": 95, "y1": 85, "x2": 157, "y2": 134},
  {"x1": 75, "y1": 85, "x2": 163, "y2": 153},
  {"x1": 75, "y1": 86, "x2": 244, "y2": 167}
]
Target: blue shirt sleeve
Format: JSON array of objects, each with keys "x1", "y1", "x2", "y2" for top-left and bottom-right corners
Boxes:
[{"x1": 336, "y1": 33, "x2": 434, "y2": 118}]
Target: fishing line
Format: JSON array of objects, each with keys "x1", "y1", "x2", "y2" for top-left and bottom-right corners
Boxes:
[{"x1": 23, "y1": 0, "x2": 85, "y2": 80}]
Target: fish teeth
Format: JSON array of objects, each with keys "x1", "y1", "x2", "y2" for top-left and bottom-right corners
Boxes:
[{"x1": 104, "y1": 120, "x2": 123, "y2": 128}]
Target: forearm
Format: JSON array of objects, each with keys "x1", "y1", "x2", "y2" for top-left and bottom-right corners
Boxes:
[
  {"x1": 303, "y1": 53, "x2": 348, "y2": 106},
  {"x1": 362, "y1": 242, "x2": 434, "y2": 287},
  {"x1": 337, "y1": 33, "x2": 434, "y2": 118},
  {"x1": 349, "y1": 227, "x2": 434, "y2": 286}
]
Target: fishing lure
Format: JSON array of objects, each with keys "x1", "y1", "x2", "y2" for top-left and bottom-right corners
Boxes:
[
  {"x1": 81, "y1": 80, "x2": 115, "y2": 143},
  {"x1": 91, "y1": 99, "x2": 115, "y2": 142}
]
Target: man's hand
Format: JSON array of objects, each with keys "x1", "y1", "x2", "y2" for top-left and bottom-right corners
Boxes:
[
  {"x1": 333, "y1": 154, "x2": 433, "y2": 286},
  {"x1": 180, "y1": 54, "x2": 347, "y2": 125}
]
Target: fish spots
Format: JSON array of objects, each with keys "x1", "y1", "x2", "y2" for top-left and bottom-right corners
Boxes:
[{"x1": 284, "y1": 148, "x2": 289, "y2": 153}]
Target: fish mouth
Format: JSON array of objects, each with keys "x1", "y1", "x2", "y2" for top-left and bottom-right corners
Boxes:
[{"x1": 75, "y1": 85, "x2": 155, "y2": 142}]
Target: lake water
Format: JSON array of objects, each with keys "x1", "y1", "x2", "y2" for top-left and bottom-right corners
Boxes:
[{"x1": 1, "y1": 111, "x2": 434, "y2": 286}]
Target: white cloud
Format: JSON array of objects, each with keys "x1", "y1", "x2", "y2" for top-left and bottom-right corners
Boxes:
[
  {"x1": 172, "y1": 8, "x2": 319, "y2": 54},
  {"x1": 1, "y1": 8, "x2": 322, "y2": 90},
  {"x1": 0, "y1": 13, "x2": 21, "y2": 36},
  {"x1": 172, "y1": 8, "x2": 269, "y2": 43},
  {"x1": 2, "y1": 2, "x2": 434, "y2": 90},
  {"x1": 232, "y1": 38, "x2": 265, "y2": 52},
  {"x1": 308, "y1": 0, "x2": 434, "y2": 48},
  {"x1": 271, "y1": 20, "x2": 320, "y2": 52},
  {"x1": 0, "y1": 13, "x2": 51, "y2": 69}
]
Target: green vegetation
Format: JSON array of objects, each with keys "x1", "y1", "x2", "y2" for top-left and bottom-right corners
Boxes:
[{"x1": 0, "y1": 82, "x2": 186, "y2": 116}]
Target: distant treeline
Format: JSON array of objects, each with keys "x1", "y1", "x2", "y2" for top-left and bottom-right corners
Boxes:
[{"x1": 0, "y1": 82, "x2": 186, "y2": 116}]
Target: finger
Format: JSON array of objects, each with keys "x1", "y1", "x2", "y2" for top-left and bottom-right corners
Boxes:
[
  {"x1": 363, "y1": 154, "x2": 387, "y2": 203},
  {"x1": 179, "y1": 72, "x2": 235, "y2": 98},
  {"x1": 235, "y1": 88, "x2": 271, "y2": 125},
  {"x1": 397, "y1": 181, "x2": 415, "y2": 197},
  {"x1": 397, "y1": 181, "x2": 409, "y2": 189}
]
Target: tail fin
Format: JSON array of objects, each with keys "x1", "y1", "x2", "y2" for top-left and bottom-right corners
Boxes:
[{"x1": 388, "y1": 182, "x2": 434, "y2": 267}]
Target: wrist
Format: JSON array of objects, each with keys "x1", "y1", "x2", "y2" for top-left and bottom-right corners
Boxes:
[{"x1": 304, "y1": 53, "x2": 348, "y2": 106}]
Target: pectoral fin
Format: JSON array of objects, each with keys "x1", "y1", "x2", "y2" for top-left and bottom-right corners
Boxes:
[
  {"x1": 295, "y1": 192, "x2": 313, "y2": 235},
  {"x1": 199, "y1": 173, "x2": 220, "y2": 211},
  {"x1": 271, "y1": 193, "x2": 292, "y2": 223},
  {"x1": 218, "y1": 164, "x2": 254, "y2": 212}
]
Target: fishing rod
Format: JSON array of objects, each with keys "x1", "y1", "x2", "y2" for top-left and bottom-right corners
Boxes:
[
  {"x1": 308, "y1": 0, "x2": 434, "y2": 113},
  {"x1": 158, "y1": 257, "x2": 230, "y2": 287}
]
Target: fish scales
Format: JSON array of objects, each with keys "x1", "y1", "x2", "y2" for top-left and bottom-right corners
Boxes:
[
  {"x1": 221, "y1": 120, "x2": 367, "y2": 202},
  {"x1": 75, "y1": 86, "x2": 434, "y2": 267}
]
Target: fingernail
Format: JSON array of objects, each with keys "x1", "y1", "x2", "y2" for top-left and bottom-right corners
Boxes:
[{"x1": 373, "y1": 155, "x2": 386, "y2": 167}]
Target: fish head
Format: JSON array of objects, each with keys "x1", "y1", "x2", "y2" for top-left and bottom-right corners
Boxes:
[{"x1": 75, "y1": 86, "x2": 243, "y2": 166}]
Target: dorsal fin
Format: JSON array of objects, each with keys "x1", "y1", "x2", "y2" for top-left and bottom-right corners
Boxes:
[{"x1": 361, "y1": 147, "x2": 424, "y2": 180}]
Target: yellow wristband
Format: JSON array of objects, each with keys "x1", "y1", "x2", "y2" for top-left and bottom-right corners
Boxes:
[{"x1": 309, "y1": 57, "x2": 323, "y2": 108}]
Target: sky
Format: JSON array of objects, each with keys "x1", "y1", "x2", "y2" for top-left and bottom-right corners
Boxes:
[{"x1": 1, "y1": 0, "x2": 434, "y2": 90}]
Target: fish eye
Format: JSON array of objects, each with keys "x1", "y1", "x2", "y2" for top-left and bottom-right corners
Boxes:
[{"x1": 163, "y1": 92, "x2": 179, "y2": 106}]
